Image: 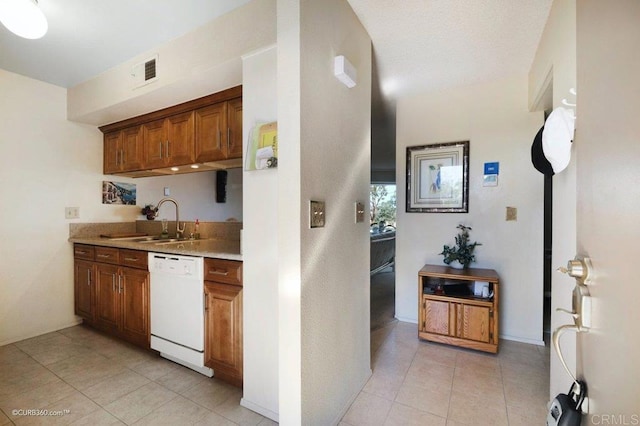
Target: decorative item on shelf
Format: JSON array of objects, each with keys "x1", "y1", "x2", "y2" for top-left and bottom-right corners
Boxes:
[
  {"x1": 141, "y1": 204, "x2": 158, "y2": 220},
  {"x1": 439, "y1": 224, "x2": 481, "y2": 269},
  {"x1": 245, "y1": 121, "x2": 277, "y2": 171}
]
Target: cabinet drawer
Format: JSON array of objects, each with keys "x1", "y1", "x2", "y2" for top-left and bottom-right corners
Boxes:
[
  {"x1": 204, "y1": 259, "x2": 242, "y2": 286},
  {"x1": 95, "y1": 247, "x2": 120, "y2": 264},
  {"x1": 74, "y1": 244, "x2": 95, "y2": 260},
  {"x1": 120, "y1": 249, "x2": 148, "y2": 270}
]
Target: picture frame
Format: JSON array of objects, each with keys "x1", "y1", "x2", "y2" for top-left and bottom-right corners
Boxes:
[{"x1": 406, "y1": 141, "x2": 469, "y2": 213}]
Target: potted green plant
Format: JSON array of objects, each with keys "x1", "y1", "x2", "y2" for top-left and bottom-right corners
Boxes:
[{"x1": 439, "y1": 224, "x2": 482, "y2": 269}]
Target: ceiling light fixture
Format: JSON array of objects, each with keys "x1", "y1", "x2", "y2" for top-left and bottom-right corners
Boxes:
[{"x1": 0, "y1": 0, "x2": 48, "y2": 40}]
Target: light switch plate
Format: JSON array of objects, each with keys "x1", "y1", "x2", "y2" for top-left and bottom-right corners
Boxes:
[
  {"x1": 355, "y1": 202, "x2": 365, "y2": 223},
  {"x1": 506, "y1": 206, "x2": 517, "y2": 221},
  {"x1": 310, "y1": 200, "x2": 325, "y2": 228},
  {"x1": 65, "y1": 207, "x2": 79, "y2": 219}
]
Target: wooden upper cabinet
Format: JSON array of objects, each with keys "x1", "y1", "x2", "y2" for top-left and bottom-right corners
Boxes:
[
  {"x1": 143, "y1": 112, "x2": 195, "y2": 168},
  {"x1": 226, "y1": 97, "x2": 243, "y2": 159},
  {"x1": 103, "y1": 131, "x2": 122, "y2": 174},
  {"x1": 195, "y1": 102, "x2": 228, "y2": 162},
  {"x1": 143, "y1": 118, "x2": 168, "y2": 169},
  {"x1": 103, "y1": 127, "x2": 144, "y2": 174},
  {"x1": 166, "y1": 111, "x2": 195, "y2": 166},
  {"x1": 100, "y1": 85, "x2": 242, "y2": 175},
  {"x1": 121, "y1": 127, "x2": 145, "y2": 171}
]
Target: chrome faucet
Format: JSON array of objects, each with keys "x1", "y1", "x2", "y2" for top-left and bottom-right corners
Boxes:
[{"x1": 156, "y1": 197, "x2": 185, "y2": 239}]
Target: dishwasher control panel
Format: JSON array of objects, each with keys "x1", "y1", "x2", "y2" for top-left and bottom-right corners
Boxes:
[{"x1": 149, "y1": 253, "x2": 203, "y2": 278}]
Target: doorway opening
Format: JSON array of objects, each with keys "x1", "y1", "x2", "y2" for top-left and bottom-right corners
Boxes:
[
  {"x1": 543, "y1": 174, "x2": 552, "y2": 345},
  {"x1": 543, "y1": 107, "x2": 553, "y2": 346},
  {"x1": 370, "y1": 184, "x2": 397, "y2": 331}
]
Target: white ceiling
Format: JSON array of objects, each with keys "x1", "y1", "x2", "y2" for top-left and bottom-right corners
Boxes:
[
  {"x1": 348, "y1": 0, "x2": 553, "y2": 99},
  {"x1": 0, "y1": 0, "x2": 253, "y2": 88},
  {"x1": 0, "y1": 0, "x2": 552, "y2": 98}
]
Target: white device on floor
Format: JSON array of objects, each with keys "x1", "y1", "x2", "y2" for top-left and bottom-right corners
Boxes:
[{"x1": 148, "y1": 252, "x2": 212, "y2": 377}]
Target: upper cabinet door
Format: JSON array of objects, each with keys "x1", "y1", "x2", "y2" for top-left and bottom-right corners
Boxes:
[
  {"x1": 166, "y1": 111, "x2": 195, "y2": 166},
  {"x1": 103, "y1": 131, "x2": 123, "y2": 174},
  {"x1": 226, "y1": 97, "x2": 243, "y2": 159},
  {"x1": 143, "y1": 119, "x2": 167, "y2": 169},
  {"x1": 195, "y1": 103, "x2": 227, "y2": 163},
  {"x1": 120, "y1": 126, "x2": 145, "y2": 172}
]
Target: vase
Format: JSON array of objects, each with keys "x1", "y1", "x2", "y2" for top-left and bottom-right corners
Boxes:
[{"x1": 449, "y1": 260, "x2": 466, "y2": 269}]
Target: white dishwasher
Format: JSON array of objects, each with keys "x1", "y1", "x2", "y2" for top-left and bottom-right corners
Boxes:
[{"x1": 148, "y1": 252, "x2": 213, "y2": 377}]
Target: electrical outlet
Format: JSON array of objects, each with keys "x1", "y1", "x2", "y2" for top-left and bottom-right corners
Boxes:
[
  {"x1": 355, "y1": 202, "x2": 365, "y2": 223},
  {"x1": 65, "y1": 207, "x2": 79, "y2": 219},
  {"x1": 310, "y1": 200, "x2": 325, "y2": 228},
  {"x1": 506, "y1": 206, "x2": 517, "y2": 221}
]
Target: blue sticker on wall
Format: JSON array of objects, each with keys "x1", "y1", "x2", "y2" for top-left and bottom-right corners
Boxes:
[{"x1": 484, "y1": 162, "x2": 499, "y2": 175}]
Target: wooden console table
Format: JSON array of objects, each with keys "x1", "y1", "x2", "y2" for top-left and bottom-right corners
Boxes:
[{"x1": 418, "y1": 264, "x2": 500, "y2": 353}]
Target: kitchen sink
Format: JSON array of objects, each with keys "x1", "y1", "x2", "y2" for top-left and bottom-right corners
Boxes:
[
  {"x1": 104, "y1": 235, "x2": 208, "y2": 245},
  {"x1": 136, "y1": 237, "x2": 185, "y2": 244},
  {"x1": 152, "y1": 239, "x2": 209, "y2": 246},
  {"x1": 106, "y1": 236, "x2": 186, "y2": 243}
]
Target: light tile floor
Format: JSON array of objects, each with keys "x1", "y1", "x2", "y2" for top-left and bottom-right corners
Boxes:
[
  {"x1": 0, "y1": 326, "x2": 277, "y2": 425},
  {"x1": 341, "y1": 321, "x2": 550, "y2": 426},
  {"x1": 1, "y1": 322, "x2": 549, "y2": 425}
]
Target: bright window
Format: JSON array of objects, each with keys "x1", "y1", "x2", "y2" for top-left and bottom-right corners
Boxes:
[{"x1": 370, "y1": 184, "x2": 396, "y2": 233}]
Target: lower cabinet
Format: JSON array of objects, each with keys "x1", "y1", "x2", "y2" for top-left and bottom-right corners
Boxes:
[
  {"x1": 418, "y1": 264, "x2": 499, "y2": 353},
  {"x1": 73, "y1": 244, "x2": 149, "y2": 349},
  {"x1": 95, "y1": 263, "x2": 149, "y2": 347},
  {"x1": 204, "y1": 258, "x2": 243, "y2": 387},
  {"x1": 74, "y1": 259, "x2": 95, "y2": 321},
  {"x1": 422, "y1": 297, "x2": 492, "y2": 343}
]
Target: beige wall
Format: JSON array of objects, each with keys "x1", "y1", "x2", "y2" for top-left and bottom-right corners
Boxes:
[
  {"x1": 241, "y1": 45, "x2": 279, "y2": 421},
  {"x1": 277, "y1": 0, "x2": 303, "y2": 422},
  {"x1": 135, "y1": 169, "x2": 243, "y2": 222},
  {"x1": 277, "y1": 0, "x2": 372, "y2": 423},
  {"x1": 67, "y1": 0, "x2": 276, "y2": 126},
  {"x1": 395, "y1": 75, "x2": 544, "y2": 343},
  {"x1": 528, "y1": 0, "x2": 577, "y2": 399},
  {"x1": 0, "y1": 69, "x2": 137, "y2": 345},
  {"x1": 576, "y1": 0, "x2": 640, "y2": 415}
]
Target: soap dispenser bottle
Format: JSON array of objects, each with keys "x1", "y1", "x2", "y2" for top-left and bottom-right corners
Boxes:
[{"x1": 194, "y1": 219, "x2": 200, "y2": 240}]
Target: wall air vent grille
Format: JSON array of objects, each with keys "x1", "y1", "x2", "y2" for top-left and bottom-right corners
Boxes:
[
  {"x1": 132, "y1": 54, "x2": 158, "y2": 89},
  {"x1": 145, "y1": 59, "x2": 156, "y2": 81}
]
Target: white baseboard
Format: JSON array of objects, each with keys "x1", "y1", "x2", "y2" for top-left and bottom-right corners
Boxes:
[
  {"x1": 240, "y1": 398, "x2": 279, "y2": 423},
  {"x1": 395, "y1": 316, "x2": 418, "y2": 324},
  {"x1": 330, "y1": 368, "x2": 372, "y2": 426},
  {"x1": 500, "y1": 334, "x2": 546, "y2": 346},
  {"x1": 0, "y1": 318, "x2": 82, "y2": 346}
]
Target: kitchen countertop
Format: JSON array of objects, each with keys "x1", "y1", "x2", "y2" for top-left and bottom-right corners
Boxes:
[{"x1": 70, "y1": 236, "x2": 242, "y2": 261}]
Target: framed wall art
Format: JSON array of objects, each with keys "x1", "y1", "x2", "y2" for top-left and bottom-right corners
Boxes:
[
  {"x1": 406, "y1": 141, "x2": 469, "y2": 213},
  {"x1": 102, "y1": 181, "x2": 137, "y2": 205}
]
